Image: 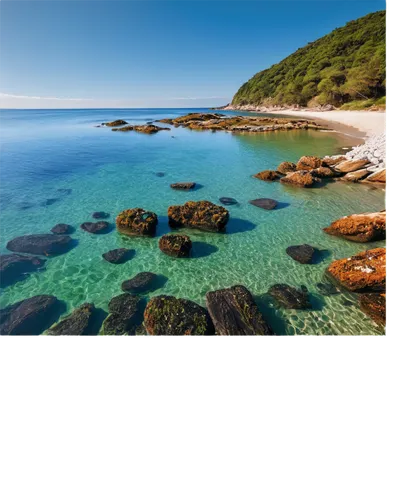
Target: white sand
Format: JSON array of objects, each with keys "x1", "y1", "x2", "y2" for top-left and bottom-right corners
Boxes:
[{"x1": 268, "y1": 110, "x2": 385, "y2": 137}]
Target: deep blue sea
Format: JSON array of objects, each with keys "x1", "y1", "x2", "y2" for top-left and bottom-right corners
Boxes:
[{"x1": 0, "y1": 108, "x2": 385, "y2": 334}]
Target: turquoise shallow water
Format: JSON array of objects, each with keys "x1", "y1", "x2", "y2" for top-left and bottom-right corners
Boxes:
[{"x1": 0, "y1": 108, "x2": 385, "y2": 335}]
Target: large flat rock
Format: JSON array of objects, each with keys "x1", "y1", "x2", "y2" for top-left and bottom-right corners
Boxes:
[{"x1": 6, "y1": 234, "x2": 72, "y2": 256}]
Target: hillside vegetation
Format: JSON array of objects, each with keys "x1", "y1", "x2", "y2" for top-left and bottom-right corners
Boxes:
[{"x1": 231, "y1": 11, "x2": 385, "y2": 108}]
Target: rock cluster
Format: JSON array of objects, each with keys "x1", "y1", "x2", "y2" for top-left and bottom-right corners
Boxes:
[
  {"x1": 253, "y1": 170, "x2": 281, "y2": 181},
  {"x1": 168, "y1": 201, "x2": 229, "y2": 232},
  {"x1": 111, "y1": 124, "x2": 170, "y2": 133}
]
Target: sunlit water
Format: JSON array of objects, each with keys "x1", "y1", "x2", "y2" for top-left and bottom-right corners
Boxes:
[{"x1": 0, "y1": 108, "x2": 385, "y2": 335}]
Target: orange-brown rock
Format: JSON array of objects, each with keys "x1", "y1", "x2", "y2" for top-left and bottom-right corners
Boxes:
[
  {"x1": 322, "y1": 156, "x2": 347, "y2": 167},
  {"x1": 280, "y1": 170, "x2": 316, "y2": 188},
  {"x1": 326, "y1": 248, "x2": 385, "y2": 292},
  {"x1": 342, "y1": 168, "x2": 370, "y2": 182},
  {"x1": 116, "y1": 208, "x2": 158, "y2": 236},
  {"x1": 103, "y1": 119, "x2": 128, "y2": 127},
  {"x1": 312, "y1": 166, "x2": 340, "y2": 178},
  {"x1": 359, "y1": 293, "x2": 386, "y2": 326},
  {"x1": 335, "y1": 159, "x2": 370, "y2": 173},
  {"x1": 365, "y1": 168, "x2": 386, "y2": 183},
  {"x1": 168, "y1": 201, "x2": 229, "y2": 232},
  {"x1": 323, "y1": 211, "x2": 386, "y2": 242},
  {"x1": 276, "y1": 161, "x2": 297, "y2": 175},
  {"x1": 159, "y1": 233, "x2": 192, "y2": 258},
  {"x1": 112, "y1": 124, "x2": 170, "y2": 133},
  {"x1": 253, "y1": 170, "x2": 281, "y2": 181},
  {"x1": 296, "y1": 156, "x2": 322, "y2": 171}
]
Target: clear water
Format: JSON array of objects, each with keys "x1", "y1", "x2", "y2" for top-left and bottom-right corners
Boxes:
[{"x1": 0, "y1": 108, "x2": 385, "y2": 335}]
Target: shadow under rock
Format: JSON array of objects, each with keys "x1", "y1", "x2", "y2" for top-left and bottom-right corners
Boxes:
[
  {"x1": 226, "y1": 218, "x2": 257, "y2": 234},
  {"x1": 191, "y1": 241, "x2": 218, "y2": 258},
  {"x1": 254, "y1": 294, "x2": 288, "y2": 336},
  {"x1": 312, "y1": 248, "x2": 331, "y2": 264},
  {"x1": 0, "y1": 266, "x2": 46, "y2": 289},
  {"x1": 275, "y1": 201, "x2": 290, "y2": 210},
  {"x1": 85, "y1": 307, "x2": 108, "y2": 336}
]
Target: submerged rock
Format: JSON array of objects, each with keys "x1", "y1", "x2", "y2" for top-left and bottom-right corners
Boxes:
[
  {"x1": 6, "y1": 234, "x2": 72, "y2": 256},
  {"x1": 316, "y1": 282, "x2": 341, "y2": 296},
  {"x1": 80, "y1": 221, "x2": 110, "y2": 234},
  {"x1": 47, "y1": 303, "x2": 95, "y2": 336},
  {"x1": 116, "y1": 208, "x2": 158, "y2": 236},
  {"x1": 296, "y1": 156, "x2": 322, "y2": 171},
  {"x1": 206, "y1": 285, "x2": 273, "y2": 335},
  {"x1": 103, "y1": 120, "x2": 128, "y2": 127},
  {"x1": 50, "y1": 223, "x2": 73, "y2": 234},
  {"x1": 57, "y1": 188, "x2": 72, "y2": 195},
  {"x1": 101, "y1": 294, "x2": 141, "y2": 335},
  {"x1": 286, "y1": 244, "x2": 315, "y2": 264},
  {"x1": 92, "y1": 211, "x2": 110, "y2": 219},
  {"x1": 170, "y1": 182, "x2": 196, "y2": 190},
  {"x1": 359, "y1": 293, "x2": 386, "y2": 326},
  {"x1": 323, "y1": 211, "x2": 386, "y2": 243},
  {"x1": 253, "y1": 170, "x2": 281, "y2": 181},
  {"x1": 0, "y1": 295, "x2": 62, "y2": 335},
  {"x1": 102, "y1": 248, "x2": 133, "y2": 264},
  {"x1": 276, "y1": 161, "x2": 297, "y2": 175},
  {"x1": 121, "y1": 272, "x2": 158, "y2": 293},
  {"x1": 144, "y1": 295, "x2": 214, "y2": 335},
  {"x1": 168, "y1": 201, "x2": 229, "y2": 232},
  {"x1": 219, "y1": 197, "x2": 238, "y2": 206},
  {"x1": 280, "y1": 170, "x2": 316, "y2": 188},
  {"x1": 159, "y1": 233, "x2": 192, "y2": 258},
  {"x1": 155, "y1": 172, "x2": 165, "y2": 177},
  {"x1": 112, "y1": 124, "x2": 170, "y2": 133},
  {"x1": 268, "y1": 284, "x2": 311, "y2": 309},
  {"x1": 326, "y1": 248, "x2": 386, "y2": 293},
  {"x1": 0, "y1": 254, "x2": 45, "y2": 288},
  {"x1": 249, "y1": 198, "x2": 278, "y2": 210}
]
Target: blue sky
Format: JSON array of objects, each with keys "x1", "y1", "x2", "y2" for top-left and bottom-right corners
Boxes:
[{"x1": 0, "y1": 0, "x2": 385, "y2": 108}]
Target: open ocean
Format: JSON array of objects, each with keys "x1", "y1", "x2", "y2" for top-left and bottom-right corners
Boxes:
[{"x1": 0, "y1": 108, "x2": 385, "y2": 335}]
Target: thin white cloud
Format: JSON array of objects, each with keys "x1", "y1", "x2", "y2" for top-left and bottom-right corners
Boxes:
[
  {"x1": 0, "y1": 92, "x2": 91, "y2": 101},
  {"x1": 171, "y1": 96, "x2": 229, "y2": 100}
]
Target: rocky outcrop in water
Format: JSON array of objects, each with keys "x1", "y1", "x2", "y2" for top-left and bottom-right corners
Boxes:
[
  {"x1": 116, "y1": 208, "x2": 158, "y2": 236},
  {"x1": 249, "y1": 198, "x2": 278, "y2": 210},
  {"x1": 170, "y1": 182, "x2": 196, "y2": 190},
  {"x1": 144, "y1": 295, "x2": 214, "y2": 335},
  {"x1": 50, "y1": 223, "x2": 74, "y2": 234},
  {"x1": 102, "y1": 248, "x2": 133, "y2": 264},
  {"x1": 277, "y1": 161, "x2": 297, "y2": 175},
  {"x1": 101, "y1": 294, "x2": 141, "y2": 335},
  {"x1": 159, "y1": 233, "x2": 192, "y2": 258},
  {"x1": 206, "y1": 285, "x2": 273, "y2": 335},
  {"x1": 286, "y1": 244, "x2": 315, "y2": 264},
  {"x1": 92, "y1": 211, "x2": 110, "y2": 219},
  {"x1": 326, "y1": 248, "x2": 385, "y2": 292},
  {"x1": 359, "y1": 293, "x2": 386, "y2": 326},
  {"x1": 80, "y1": 221, "x2": 110, "y2": 234},
  {"x1": 168, "y1": 201, "x2": 229, "y2": 232},
  {"x1": 121, "y1": 272, "x2": 158, "y2": 294},
  {"x1": 0, "y1": 295, "x2": 62, "y2": 335},
  {"x1": 335, "y1": 159, "x2": 370, "y2": 173},
  {"x1": 323, "y1": 211, "x2": 386, "y2": 242},
  {"x1": 103, "y1": 120, "x2": 128, "y2": 127},
  {"x1": 268, "y1": 284, "x2": 311, "y2": 309},
  {"x1": 0, "y1": 254, "x2": 45, "y2": 287},
  {"x1": 253, "y1": 170, "x2": 281, "y2": 181},
  {"x1": 219, "y1": 197, "x2": 238, "y2": 205},
  {"x1": 46, "y1": 303, "x2": 95, "y2": 336},
  {"x1": 112, "y1": 124, "x2": 170, "y2": 133},
  {"x1": 280, "y1": 170, "x2": 317, "y2": 188},
  {"x1": 297, "y1": 156, "x2": 323, "y2": 171},
  {"x1": 6, "y1": 234, "x2": 72, "y2": 256}
]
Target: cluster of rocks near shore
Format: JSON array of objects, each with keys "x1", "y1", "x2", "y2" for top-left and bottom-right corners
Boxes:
[{"x1": 0, "y1": 117, "x2": 386, "y2": 335}]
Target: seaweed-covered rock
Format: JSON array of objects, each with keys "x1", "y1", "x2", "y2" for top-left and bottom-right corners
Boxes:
[
  {"x1": 170, "y1": 182, "x2": 196, "y2": 190},
  {"x1": 335, "y1": 159, "x2": 370, "y2": 173},
  {"x1": 144, "y1": 295, "x2": 214, "y2": 335},
  {"x1": 80, "y1": 221, "x2": 110, "y2": 234},
  {"x1": 159, "y1": 233, "x2": 192, "y2": 258},
  {"x1": 0, "y1": 295, "x2": 62, "y2": 335},
  {"x1": 168, "y1": 201, "x2": 229, "y2": 232},
  {"x1": 116, "y1": 208, "x2": 158, "y2": 236},
  {"x1": 121, "y1": 272, "x2": 158, "y2": 293},
  {"x1": 253, "y1": 170, "x2": 281, "y2": 181},
  {"x1": 219, "y1": 197, "x2": 238, "y2": 205},
  {"x1": 268, "y1": 284, "x2": 311, "y2": 309},
  {"x1": 206, "y1": 285, "x2": 273, "y2": 335},
  {"x1": 323, "y1": 211, "x2": 386, "y2": 243},
  {"x1": 101, "y1": 294, "x2": 141, "y2": 335},
  {"x1": 249, "y1": 198, "x2": 278, "y2": 210},
  {"x1": 276, "y1": 161, "x2": 297, "y2": 175},
  {"x1": 326, "y1": 248, "x2": 386, "y2": 292},
  {"x1": 296, "y1": 156, "x2": 322, "y2": 171},
  {"x1": 102, "y1": 248, "x2": 133, "y2": 264},
  {"x1": 359, "y1": 293, "x2": 386, "y2": 326},
  {"x1": 6, "y1": 234, "x2": 72, "y2": 256},
  {"x1": 50, "y1": 223, "x2": 73, "y2": 235},
  {"x1": 46, "y1": 303, "x2": 95, "y2": 336},
  {"x1": 92, "y1": 211, "x2": 110, "y2": 219},
  {"x1": 280, "y1": 170, "x2": 316, "y2": 188},
  {"x1": 0, "y1": 254, "x2": 45, "y2": 287},
  {"x1": 103, "y1": 119, "x2": 128, "y2": 127},
  {"x1": 286, "y1": 244, "x2": 315, "y2": 264}
]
